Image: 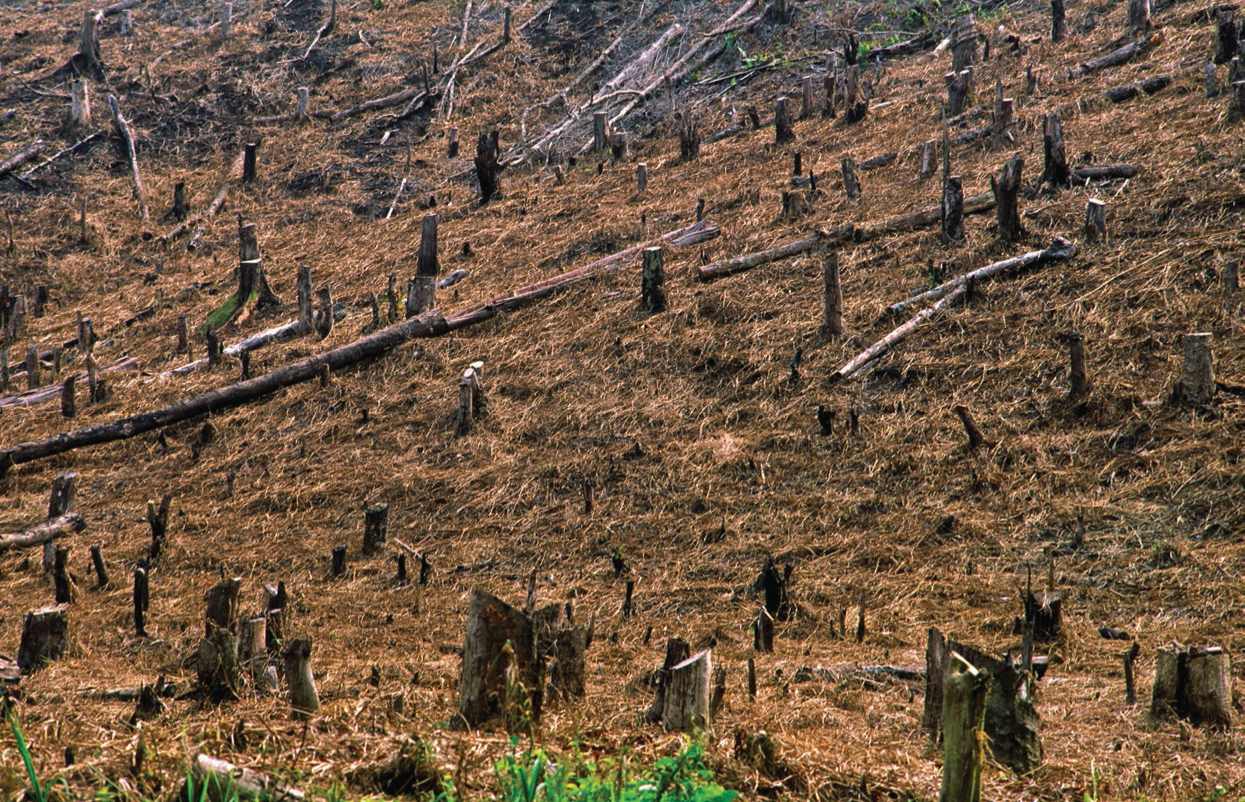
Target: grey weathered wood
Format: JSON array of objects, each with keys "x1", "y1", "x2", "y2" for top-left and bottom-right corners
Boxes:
[
  {"x1": 1084, "y1": 199, "x2": 1107, "y2": 243},
  {"x1": 284, "y1": 637, "x2": 320, "y2": 719},
  {"x1": 636, "y1": 162, "x2": 648, "y2": 193},
  {"x1": 1069, "y1": 333, "x2": 1090, "y2": 397},
  {"x1": 1187, "y1": 647, "x2": 1232, "y2": 728},
  {"x1": 458, "y1": 589, "x2": 542, "y2": 727},
  {"x1": 663, "y1": 649, "x2": 712, "y2": 732},
  {"x1": 89, "y1": 543, "x2": 109, "y2": 587},
  {"x1": 774, "y1": 96, "x2": 793, "y2": 144},
  {"x1": 941, "y1": 175, "x2": 965, "y2": 243},
  {"x1": 939, "y1": 652, "x2": 988, "y2": 802},
  {"x1": 991, "y1": 153, "x2": 1023, "y2": 244},
  {"x1": 194, "y1": 754, "x2": 306, "y2": 801},
  {"x1": 108, "y1": 95, "x2": 149, "y2": 221},
  {"x1": 640, "y1": 247, "x2": 666, "y2": 313},
  {"x1": 821, "y1": 252, "x2": 843, "y2": 338},
  {"x1": 49, "y1": 471, "x2": 78, "y2": 517},
  {"x1": 18, "y1": 605, "x2": 70, "y2": 674},
  {"x1": 1181, "y1": 332, "x2": 1215, "y2": 405},
  {"x1": 1040, "y1": 112, "x2": 1069, "y2": 188},
  {"x1": 841, "y1": 157, "x2": 861, "y2": 200},
  {"x1": 297, "y1": 265, "x2": 313, "y2": 335},
  {"x1": 920, "y1": 140, "x2": 936, "y2": 179}
]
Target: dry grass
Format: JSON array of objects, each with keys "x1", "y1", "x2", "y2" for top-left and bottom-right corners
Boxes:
[{"x1": 2, "y1": 0, "x2": 1245, "y2": 798}]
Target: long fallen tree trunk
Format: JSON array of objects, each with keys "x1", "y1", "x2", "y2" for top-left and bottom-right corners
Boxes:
[
  {"x1": 1072, "y1": 164, "x2": 1139, "y2": 181},
  {"x1": 833, "y1": 286, "x2": 968, "y2": 381},
  {"x1": 1068, "y1": 32, "x2": 1163, "y2": 80},
  {"x1": 0, "y1": 220, "x2": 722, "y2": 473},
  {"x1": 0, "y1": 514, "x2": 86, "y2": 555},
  {"x1": 887, "y1": 237, "x2": 1077, "y2": 316},
  {"x1": 697, "y1": 192, "x2": 994, "y2": 281},
  {"x1": 0, "y1": 310, "x2": 449, "y2": 475}
]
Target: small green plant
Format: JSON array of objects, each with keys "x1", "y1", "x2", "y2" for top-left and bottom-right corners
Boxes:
[
  {"x1": 3, "y1": 694, "x2": 67, "y2": 802},
  {"x1": 1082, "y1": 761, "x2": 1099, "y2": 802}
]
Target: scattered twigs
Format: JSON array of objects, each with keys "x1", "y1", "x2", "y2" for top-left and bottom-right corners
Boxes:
[
  {"x1": 0, "y1": 141, "x2": 47, "y2": 180},
  {"x1": 889, "y1": 237, "x2": 1077, "y2": 316},
  {"x1": 0, "y1": 514, "x2": 86, "y2": 555},
  {"x1": 834, "y1": 286, "x2": 968, "y2": 381},
  {"x1": 1067, "y1": 32, "x2": 1163, "y2": 79},
  {"x1": 298, "y1": 0, "x2": 336, "y2": 62},
  {"x1": 107, "y1": 95, "x2": 149, "y2": 221},
  {"x1": 161, "y1": 182, "x2": 229, "y2": 244},
  {"x1": 18, "y1": 131, "x2": 104, "y2": 181}
]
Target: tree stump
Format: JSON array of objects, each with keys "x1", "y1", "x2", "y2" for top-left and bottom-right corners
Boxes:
[
  {"x1": 678, "y1": 115, "x2": 700, "y2": 161},
  {"x1": 821, "y1": 252, "x2": 843, "y2": 338},
  {"x1": 774, "y1": 96, "x2": 794, "y2": 145},
  {"x1": 176, "y1": 312, "x2": 189, "y2": 354},
  {"x1": 238, "y1": 616, "x2": 268, "y2": 689},
  {"x1": 284, "y1": 637, "x2": 320, "y2": 719},
  {"x1": 1041, "y1": 112, "x2": 1070, "y2": 188},
  {"x1": 1232, "y1": 81, "x2": 1245, "y2": 116},
  {"x1": 296, "y1": 265, "x2": 313, "y2": 335},
  {"x1": 1187, "y1": 647, "x2": 1232, "y2": 728},
  {"x1": 49, "y1": 471, "x2": 78, "y2": 517},
  {"x1": 70, "y1": 80, "x2": 91, "y2": 132},
  {"x1": 941, "y1": 176, "x2": 965, "y2": 244},
  {"x1": 89, "y1": 543, "x2": 109, "y2": 587},
  {"x1": 939, "y1": 652, "x2": 989, "y2": 802},
  {"x1": 841, "y1": 157, "x2": 861, "y2": 200},
  {"x1": 546, "y1": 624, "x2": 589, "y2": 701},
  {"x1": 315, "y1": 284, "x2": 334, "y2": 339},
  {"x1": 447, "y1": 126, "x2": 459, "y2": 158},
  {"x1": 79, "y1": 9, "x2": 104, "y2": 80},
  {"x1": 945, "y1": 70, "x2": 972, "y2": 117},
  {"x1": 363, "y1": 503, "x2": 388, "y2": 554},
  {"x1": 1025, "y1": 587, "x2": 1062, "y2": 641},
  {"x1": 18, "y1": 605, "x2": 70, "y2": 674},
  {"x1": 1217, "y1": 11, "x2": 1238, "y2": 64},
  {"x1": 242, "y1": 143, "x2": 258, "y2": 183},
  {"x1": 408, "y1": 213, "x2": 439, "y2": 317},
  {"x1": 53, "y1": 545, "x2": 75, "y2": 604},
  {"x1": 457, "y1": 588, "x2": 542, "y2": 727},
  {"x1": 822, "y1": 70, "x2": 836, "y2": 118},
  {"x1": 1128, "y1": 0, "x2": 1150, "y2": 34},
  {"x1": 592, "y1": 111, "x2": 610, "y2": 154},
  {"x1": 992, "y1": 153, "x2": 1024, "y2": 243},
  {"x1": 475, "y1": 130, "x2": 502, "y2": 203},
  {"x1": 640, "y1": 247, "x2": 666, "y2": 313},
  {"x1": 951, "y1": 15, "x2": 977, "y2": 72},
  {"x1": 1181, "y1": 332, "x2": 1215, "y2": 405},
  {"x1": 147, "y1": 494, "x2": 171, "y2": 562},
  {"x1": 799, "y1": 75, "x2": 815, "y2": 119},
  {"x1": 663, "y1": 649, "x2": 712, "y2": 732},
  {"x1": 920, "y1": 140, "x2": 937, "y2": 179},
  {"x1": 205, "y1": 577, "x2": 241, "y2": 635},
  {"x1": 332, "y1": 545, "x2": 347, "y2": 577},
  {"x1": 647, "y1": 637, "x2": 691, "y2": 723},
  {"x1": 1083, "y1": 199, "x2": 1107, "y2": 243},
  {"x1": 455, "y1": 362, "x2": 486, "y2": 436},
  {"x1": 1051, "y1": 0, "x2": 1068, "y2": 43},
  {"x1": 1123, "y1": 640, "x2": 1140, "y2": 704},
  {"x1": 295, "y1": 87, "x2": 310, "y2": 121},
  {"x1": 26, "y1": 343, "x2": 40, "y2": 390},
  {"x1": 753, "y1": 608, "x2": 774, "y2": 653},
  {"x1": 133, "y1": 563, "x2": 149, "y2": 637},
  {"x1": 636, "y1": 163, "x2": 648, "y2": 193},
  {"x1": 1069, "y1": 333, "x2": 1090, "y2": 397}
]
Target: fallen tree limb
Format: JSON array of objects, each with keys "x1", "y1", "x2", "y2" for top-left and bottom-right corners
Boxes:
[
  {"x1": 448, "y1": 219, "x2": 720, "y2": 328},
  {"x1": 0, "y1": 358, "x2": 138, "y2": 409},
  {"x1": 298, "y1": 0, "x2": 336, "y2": 62},
  {"x1": 1103, "y1": 74, "x2": 1171, "y2": 102},
  {"x1": 0, "y1": 141, "x2": 46, "y2": 180},
  {"x1": 834, "y1": 286, "x2": 967, "y2": 381},
  {"x1": 108, "y1": 95, "x2": 149, "y2": 221},
  {"x1": 0, "y1": 514, "x2": 86, "y2": 555},
  {"x1": 888, "y1": 237, "x2": 1077, "y2": 316},
  {"x1": 792, "y1": 664, "x2": 924, "y2": 683},
  {"x1": 0, "y1": 311, "x2": 448, "y2": 475},
  {"x1": 151, "y1": 305, "x2": 346, "y2": 380},
  {"x1": 1068, "y1": 32, "x2": 1163, "y2": 80},
  {"x1": 82, "y1": 680, "x2": 176, "y2": 700},
  {"x1": 161, "y1": 182, "x2": 229, "y2": 244},
  {"x1": 18, "y1": 131, "x2": 104, "y2": 181},
  {"x1": 697, "y1": 225, "x2": 854, "y2": 281},
  {"x1": 855, "y1": 191, "x2": 994, "y2": 241},
  {"x1": 98, "y1": 0, "x2": 143, "y2": 17},
  {"x1": 1072, "y1": 164, "x2": 1139, "y2": 181},
  {"x1": 332, "y1": 88, "x2": 425, "y2": 122},
  {"x1": 194, "y1": 755, "x2": 305, "y2": 802}
]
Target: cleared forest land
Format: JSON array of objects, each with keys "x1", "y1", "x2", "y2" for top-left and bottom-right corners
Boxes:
[{"x1": 2, "y1": 0, "x2": 1245, "y2": 797}]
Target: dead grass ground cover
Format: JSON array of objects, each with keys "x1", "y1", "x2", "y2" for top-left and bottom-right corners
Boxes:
[{"x1": 2, "y1": 0, "x2": 1245, "y2": 798}]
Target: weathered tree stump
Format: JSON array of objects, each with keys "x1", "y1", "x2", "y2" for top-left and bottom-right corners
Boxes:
[
  {"x1": 363, "y1": 503, "x2": 388, "y2": 554},
  {"x1": 640, "y1": 247, "x2": 666, "y2": 313},
  {"x1": 647, "y1": 637, "x2": 691, "y2": 723},
  {"x1": 758, "y1": 555, "x2": 793, "y2": 621},
  {"x1": 1232, "y1": 81, "x2": 1245, "y2": 116},
  {"x1": 920, "y1": 140, "x2": 937, "y2": 179},
  {"x1": 845, "y1": 65, "x2": 867, "y2": 122},
  {"x1": 636, "y1": 163, "x2": 648, "y2": 193},
  {"x1": 49, "y1": 471, "x2": 78, "y2": 518},
  {"x1": 18, "y1": 605, "x2": 70, "y2": 674},
  {"x1": 407, "y1": 214, "x2": 439, "y2": 317},
  {"x1": 242, "y1": 143, "x2": 258, "y2": 183},
  {"x1": 314, "y1": 284, "x2": 334, "y2": 339},
  {"x1": 1069, "y1": 333, "x2": 1090, "y2": 397},
  {"x1": 941, "y1": 176, "x2": 965, "y2": 244},
  {"x1": 1124, "y1": 640, "x2": 1140, "y2": 704},
  {"x1": 663, "y1": 649, "x2": 712, "y2": 732},
  {"x1": 678, "y1": 115, "x2": 700, "y2": 161},
  {"x1": 774, "y1": 96, "x2": 794, "y2": 145},
  {"x1": 799, "y1": 75, "x2": 815, "y2": 119},
  {"x1": 89, "y1": 543, "x2": 109, "y2": 587},
  {"x1": 458, "y1": 589, "x2": 542, "y2": 727},
  {"x1": 1083, "y1": 199, "x2": 1107, "y2": 243},
  {"x1": 205, "y1": 577, "x2": 241, "y2": 635},
  {"x1": 147, "y1": 494, "x2": 171, "y2": 562},
  {"x1": 133, "y1": 562, "x2": 149, "y2": 637},
  {"x1": 940, "y1": 652, "x2": 989, "y2": 802},
  {"x1": 238, "y1": 616, "x2": 268, "y2": 689},
  {"x1": 945, "y1": 69, "x2": 973, "y2": 117},
  {"x1": 1181, "y1": 332, "x2": 1215, "y2": 405},
  {"x1": 296, "y1": 265, "x2": 313, "y2": 335},
  {"x1": 546, "y1": 623, "x2": 590, "y2": 701},
  {"x1": 475, "y1": 130, "x2": 502, "y2": 203},
  {"x1": 79, "y1": 10, "x2": 104, "y2": 80},
  {"x1": 1051, "y1": 0, "x2": 1068, "y2": 43},
  {"x1": 284, "y1": 637, "x2": 320, "y2": 719},
  {"x1": 753, "y1": 608, "x2": 774, "y2": 653},
  {"x1": 455, "y1": 362, "x2": 486, "y2": 436},
  {"x1": 992, "y1": 153, "x2": 1024, "y2": 243},
  {"x1": 53, "y1": 545, "x2": 75, "y2": 604},
  {"x1": 821, "y1": 252, "x2": 843, "y2": 338},
  {"x1": 841, "y1": 157, "x2": 861, "y2": 200},
  {"x1": 1217, "y1": 11, "x2": 1239, "y2": 64},
  {"x1": 295, "y1": 87, "x2": 310, "y2": 121},
  {"x1": 1041, "y1": 112, "x2": 1070, "y2": 188},
  {"x1": 26, "y1": 343, "x2": 40, "y2": 390},
  {"x1": 176, "y1": 312, "x2": 189, "y2": 354},
  {"x1": 332, "y1": 545, "x2": 347, "y2": 577},
  {"x1": 447, "y1": 126, "x2": 459, "y2": 158},
  {"x1": 1129, "y1": 0, "x2": 1150, "y2": 33},
  {"x1": 822, "y1": 69, "x2": 837, "y2": 118},
  {"x1": 592, "y1": 111, "x2": 610, "y2": 154},
  {"x1": 1152, "y1": 643, "x2": 1233, "y2": 728},
  {"x1": 70, "y1": 80, "x2": 91, "y2": 132},
  {"x1": 622, "y1": 579, "x2": 635, "y2": 618}
]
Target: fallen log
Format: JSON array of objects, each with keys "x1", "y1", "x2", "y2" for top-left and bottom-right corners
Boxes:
[
  {"x1": 1068, "y1": 32, "x2": 1163, "y2": 80},
  {"x1": 888, "y1": 237, "x2": 1077, "y2": 316},
  {"x1": 863, "y1": 32, "x2": 936, "y2": 61},
  {"x1": 696, "y1": 225, "x2": 854, "y2": 281},
  {"x1": 792, "y1": 664, "x2": 924, "y2": 683},
  {"x1": 0, "y1": 358, "x2": 138, "y2": 408},
  {"x1": 0, "y1": 514, "x2": 86, "y2": 555},
  {"x1": 98, "y1": 0, "x2": 144, "y2": 17},
  {"x1": 448, "y1": 219, "x2": 720, "y2": 328},
  {"x1": 1072, "y1": 164, "x2": 1139, "y2": 181},
  {"x1": 0, "y1": 141, "x2": 47, "y2": 180},
  {"x1": 1103, "y1": 74, "x2": 1172, "y2": 102},
  {"x1": 855, "y1": 190, "x2": 994, "y2": 241},
  {"x1": 0, "y1": 311, "x2": 449, "y2": 475},
  {"x1": 18, "y1": 131, "x2": 104, "y2": 181},
  {"x1": 193, "y1": 754, "x2": 305, "y2": 801},
  {"x1": 331, "y1": 89, "x2": 427, "y2": 123},
  {"x1": 834, "y1": 286, "x2": 967, "y2": 380}
]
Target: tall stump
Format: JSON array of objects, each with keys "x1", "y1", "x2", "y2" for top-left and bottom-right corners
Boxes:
[
  {"x1": 363, "y1": 503, "x2": 388, "y2": 555},
  {"x1": 18, "y1": 605, "x2": 70, "y2": 674},
  {"x1": 940, "y1": 652, "x2": 989, "y2": 802},
  {"x1": 663, "y1": 649, "x2": 712, "y2": 733},
  {"x1": 284, "y1": 637, "x2": 320, "y2": 719},
  {"x1": 640, "y1": 247, "x2": 666, "y2": 313},
  {"x1": 458, "y1": 589, "x2": 542, "y2": 728}
]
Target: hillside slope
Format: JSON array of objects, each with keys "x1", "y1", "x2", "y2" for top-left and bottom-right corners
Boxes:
[{"x1": 2, "y1": 0, "x2": 1244, "y2": 798}]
